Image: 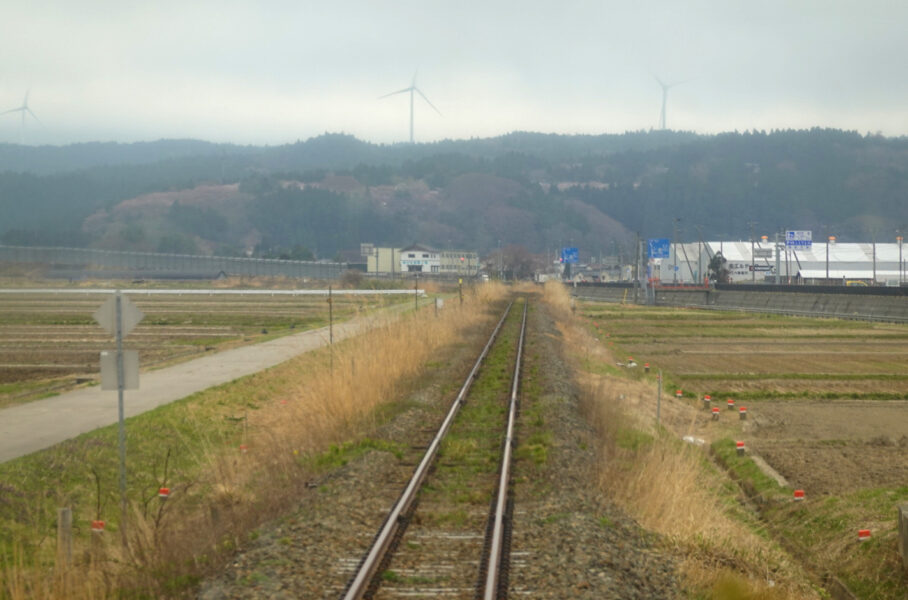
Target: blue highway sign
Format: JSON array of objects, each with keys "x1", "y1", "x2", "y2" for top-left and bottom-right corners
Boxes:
[
  {"x1": 561, "y1": 247, "x2": 579, "y2": 264},
  {"x1": 648, "y1": 238, "x2": 670, "y2": 259}
]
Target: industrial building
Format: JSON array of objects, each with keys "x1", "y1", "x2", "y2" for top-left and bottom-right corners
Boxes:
[
  {"x1": 654, "y1": 241, "x2": 906, "y2": 286},
  {"x1": 364, "y1": 244, "x2": 480, "y2": 276}
]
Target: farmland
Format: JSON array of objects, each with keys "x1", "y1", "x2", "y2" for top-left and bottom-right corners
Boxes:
[
  {"x1": 0, "y1": 287, "x2": 402, "y2": 408},
  {"x1": 580, "y1": 303, "x2": 908, "y2": 598}
]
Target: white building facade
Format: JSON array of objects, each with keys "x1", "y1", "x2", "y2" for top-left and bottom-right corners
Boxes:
[
  {"x1": 654, "y1": 241, "x2": 905, "y2": 285},
  {"x1": 400, "y1": 244, "x2": 440, "y2": 273}
]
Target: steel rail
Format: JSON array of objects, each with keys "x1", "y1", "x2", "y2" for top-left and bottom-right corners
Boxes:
[
  {"x1": 341, "y1": 301, "x2": 514, "y2": 600},
  {"x1": 481, "y1": 300, "x2": 527, "y2": 599}
]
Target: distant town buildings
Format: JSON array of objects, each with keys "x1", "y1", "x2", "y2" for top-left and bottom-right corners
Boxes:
[{"x1": 364, "y1": 244, "x2": 480, "y2": 276}]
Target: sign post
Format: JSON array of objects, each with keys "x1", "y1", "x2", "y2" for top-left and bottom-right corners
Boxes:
[{"x1": 93, "y1": 291, "x2": 143, "y2": 545}]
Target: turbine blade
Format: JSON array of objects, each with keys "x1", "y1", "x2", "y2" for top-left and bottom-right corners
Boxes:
[
  {"x1": 652, "y1": 74, "x2": 666, "y2": 89},
  {"x1": 26, "y1": 107, "x2": 42, "y2": 125},
  {"x1": 411, "y1": 69, "x2": 418, "y2": 88},
  {"x1": 379, "y1": 86, "x2": 413, "y2": 99},
  {"x1": 414, "y1": 87, "x2": 442, "y2": 116},
  {"x1": 0, "y1": 107, "x2": 23, "y2": 116}
]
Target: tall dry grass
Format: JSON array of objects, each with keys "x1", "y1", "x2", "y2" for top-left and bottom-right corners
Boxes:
[
  {"x1": 3, "y1": 282, "x2": 508, "y2": 599},
  {"x1": 543, "y1": 289, "x2": 818, "y2": 600}
]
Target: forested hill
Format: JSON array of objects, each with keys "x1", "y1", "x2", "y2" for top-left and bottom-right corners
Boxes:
[
  {"x1": 0, "y1": 129, "x2": 905, "y2": 259},
  {"x1": 0, "y1": 130, "x2": 701, "y2": 175}
]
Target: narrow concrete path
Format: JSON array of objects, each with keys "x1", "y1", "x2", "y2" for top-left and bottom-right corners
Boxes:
[{"x1": 0, "y1": 314, "x2": 381, "y2": 463}]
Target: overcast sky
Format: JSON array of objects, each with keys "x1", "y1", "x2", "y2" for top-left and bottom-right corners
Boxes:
[{"x1": 1, "y1": 0, "x2": 906, "y2": 146}]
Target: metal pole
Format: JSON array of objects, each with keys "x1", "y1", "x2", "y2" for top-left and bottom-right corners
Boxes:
[
  {"x1": 498, "y1": 240, "x2": 502, "y2": 280},
  {"x1": 115, "y1": 291, "x2": 127, "y2": 547},
  {"x1": 872, "y1": 240, "x2": 877, "y2": 284},
  {"x1": 899, "y1": 236, "x2": 904, "y2": 285},
  {"x1": 775, "y1": 232, "x2": 782, "y2": 284},
  {"x1": 749, "y1": 221, "x2": 756, "y2": 283},
  {"x1": 328, "y1": 285, "x2": 333, "y2": 372},
  {"x1": 657, "y1": 370, "x2": 662, "y2": 426},
  {"x1": 826, "y1": 237, "x2": 830, "y2": 282},
  {"x1": 414, "y1": 273, "x2": 419, "y2": 311},
  {"x1": 633, "y1": 233, "x2": 640, "y2": 304}
]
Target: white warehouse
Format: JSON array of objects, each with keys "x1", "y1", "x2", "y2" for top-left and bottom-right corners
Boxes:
[{"x1": 655, "y1": 241, "x2": 906, "y2": 286}]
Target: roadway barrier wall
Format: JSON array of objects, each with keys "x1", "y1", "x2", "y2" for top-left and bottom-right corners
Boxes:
[
  {"x1": 573, "y1": 282, "x2": 908, "y2": 322},
  {"x1": 0, "y1": 245, "x2": 347, "y2": 280}
]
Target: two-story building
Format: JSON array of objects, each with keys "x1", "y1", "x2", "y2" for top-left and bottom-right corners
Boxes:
[{"x1": 400, "y1": 244, "x2": 440, "y2": 273}]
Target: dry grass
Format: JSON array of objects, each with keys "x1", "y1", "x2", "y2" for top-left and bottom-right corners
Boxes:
[
  {"x1": 545, "y1": 289, "x2": 819, "y2": 600},
  {"x1": 2, "y1": 282, "x2": 508, "y2": 599}
]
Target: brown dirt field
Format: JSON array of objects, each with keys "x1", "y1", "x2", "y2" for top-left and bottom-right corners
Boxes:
[
  {"x1": 676, "y1": 377, "x2": 908, "y2": 396},
  {"x1": 0, "y1": 291, "x2": 384, "y2": 403},
  {"x1": 585, "y1": 304, "x2": 908, "y2": 499},
  {"x1": 746, "y1": 400, "x2": 908, "y2": 496}
]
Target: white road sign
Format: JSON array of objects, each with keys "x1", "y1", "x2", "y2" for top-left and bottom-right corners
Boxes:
[
  {"x1": 93, "y1": 295, "x2": 144, "y2": 337},
  {"x1": 100, "y1": 350, "x2": 139, "y2": 390}
]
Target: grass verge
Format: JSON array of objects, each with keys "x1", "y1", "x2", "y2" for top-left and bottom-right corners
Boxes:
[{"x1": 0, "y1": 282, "x2": 507, "y2": 599}]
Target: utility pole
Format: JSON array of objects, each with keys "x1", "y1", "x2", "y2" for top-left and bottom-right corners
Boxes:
[
  {"x1": 498, "y1": 239, "x2": 502, "y2": 281},
  {"x1": 115, "y1": 292, "x2": 127, "y2": 547},
  {"x1": 872, "y1": 240, "x2": 877, "y2": 284},
  {"x1": 633, "y1": 232, "x2": 640, "y2": 304},
  {"x1": 898, "y1": 233, "x2": 904, "y2": 285},
  {"x1": 748, "y1": 221, "x2": 757, "y2": 283},
  {"x1": 775, "y1": 231, "x2": 782, "y2": 285},
  {"x1": 826, "y1": 234, "x2": 836, "y2": 283}
]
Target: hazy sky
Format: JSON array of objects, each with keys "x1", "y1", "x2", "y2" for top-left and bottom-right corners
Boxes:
[{"x1": 1, "y1": 0, "x2": 906, "y2": 146}]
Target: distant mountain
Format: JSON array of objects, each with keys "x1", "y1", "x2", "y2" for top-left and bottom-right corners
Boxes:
[
  {"x1": 0, "y1": 130, "x2": 702, "y2": 175},
  {"x1": 1, "y1": 129, "x2": 906, "y2": 259}
]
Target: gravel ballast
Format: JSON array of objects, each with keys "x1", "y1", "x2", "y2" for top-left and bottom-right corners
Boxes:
[{"x1": 197, "y1": 298, "x2": 681, "y2": 599}]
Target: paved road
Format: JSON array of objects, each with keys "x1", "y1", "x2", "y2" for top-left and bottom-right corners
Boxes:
[{"x1": 0, "y1": 316, "x2": 378, "y2": 463}]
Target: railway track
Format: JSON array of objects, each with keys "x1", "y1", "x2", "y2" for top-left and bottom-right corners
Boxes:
[{"x1": 341, "y1": 299, "x2": 528, "y2": 600}]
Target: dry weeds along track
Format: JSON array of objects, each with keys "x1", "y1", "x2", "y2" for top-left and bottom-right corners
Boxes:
[{"x1": 199, "y1": 297, "x2": 679, "y2": 599}]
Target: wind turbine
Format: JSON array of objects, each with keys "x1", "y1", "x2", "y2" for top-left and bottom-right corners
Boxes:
[
  {"x1": 1, "y1": 91, "x2": 42, "y2": 143},
  {"x1": 380, "y1": 72, "x2": 441, "y2": 144},
  {"x1": 653, "y1": 76, "x2": 684, "y2": 130}
]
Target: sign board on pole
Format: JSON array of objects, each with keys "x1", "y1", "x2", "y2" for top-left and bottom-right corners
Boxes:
[
  {"x1": 93, "y1": 295, "x2": 144, "y2": 337},
  {"x1": 785, "y1": 230, "x2": 812, "y2": 248},
  {"x1": 100, "y1": 350, "x2": 139, "y2": 390},
  {"x1": 753, "y1": 248, "x2": 774, "y2": 258},
  {"x1": 647, "y1": 238, "x2": 670, "y2": 259},
  {"x1": 561, "y1": 247, "x2": 579, "y2": 264}
]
